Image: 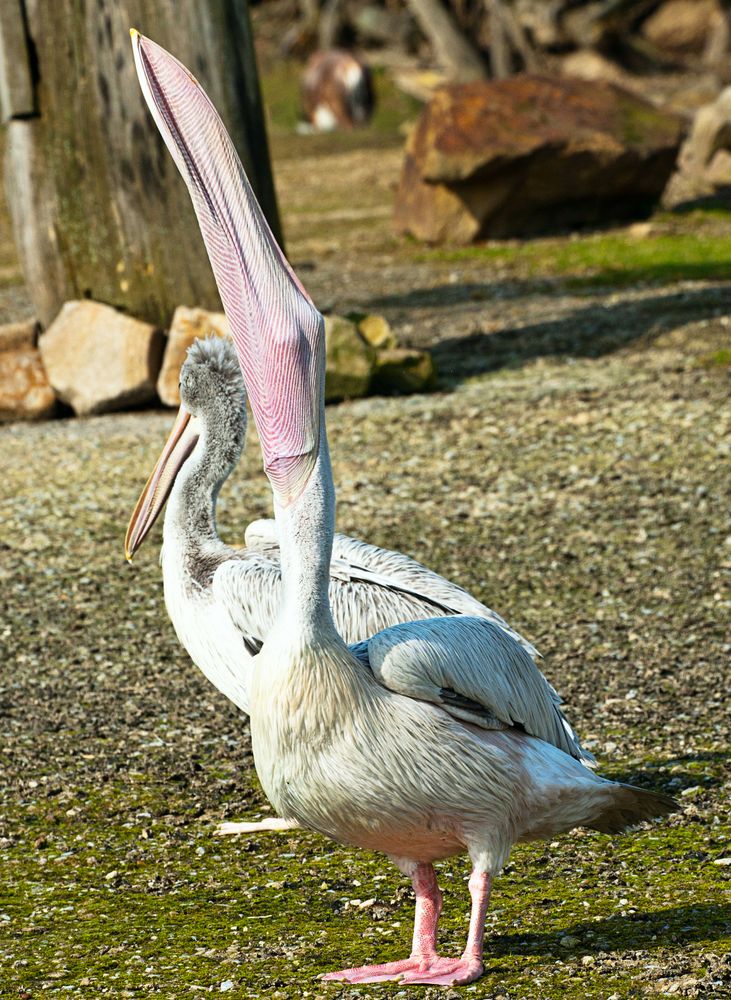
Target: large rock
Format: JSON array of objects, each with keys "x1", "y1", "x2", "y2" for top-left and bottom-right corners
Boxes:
[
  {"x1": 0, "y1": 320, "x2": 56, "y2": 421},
  {"x1": 559, "y1": 50, "x2": 626, "y2": 86},
  {"x1": 39, "y1": 301, "x2": 163, "y2": 416},
  {"x1": 664, "y1": 87, "x2": 731, "y2": 206},
  {"x1": 357, "y1": 313, "x2": 398, "y2": 350},
  {"x1": 324, "y1": 314, "x2": 376, "y2": 401},
  {"x1": 371, "y1": 348, "x2": 437, "y2": 395},
  {"x1": 394, "y1": 76, "x2": 684, "y2": 243},
  {"x1": 158, "y1": 306, "x2": 230, "y2": 407},
  {"x1": 641, "y1": 0, "x2": 719, "y2": 57}
]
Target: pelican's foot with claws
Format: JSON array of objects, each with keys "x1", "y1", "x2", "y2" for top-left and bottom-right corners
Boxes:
[
  {"x1": 399, "y1": 956, "x2": 484, "y2": 985},
  {"x1": 321, "y1": 955, "x2": 483, "y2": 986}
]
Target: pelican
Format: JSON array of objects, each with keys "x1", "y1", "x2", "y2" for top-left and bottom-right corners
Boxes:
[
  {"x1": 132, "y1": 31, "x2": 677, "y2": 986},
  {"x1": 125, "y1": 334, "x2": 536, "y2": 832}
]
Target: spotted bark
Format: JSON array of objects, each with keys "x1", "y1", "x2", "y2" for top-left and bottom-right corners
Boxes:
[{"x1": 3, "y1": 0, "x2": 281, "y2": 327}]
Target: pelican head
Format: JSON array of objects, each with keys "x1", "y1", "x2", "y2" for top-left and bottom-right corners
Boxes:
[
  {"x1": 130, "y1": 29, "x2": 325, "y2": 512},
  {"x1": 180, "y1": 335, "x2": 247, "y2": 441},
  {"x1": 125, "y1": 335, "x2": 247, "y2": 560}
]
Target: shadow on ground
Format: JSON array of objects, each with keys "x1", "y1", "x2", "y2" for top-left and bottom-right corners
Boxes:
[
  {"x1": 604, "y1": 750, "x2": 728, "y2": 793},
  {"x1": 492, "y1": 903, "x2": 731, "y2": 958},
  {"x1": 366, "y1": 284, "x2": 730, "y2": 383}
]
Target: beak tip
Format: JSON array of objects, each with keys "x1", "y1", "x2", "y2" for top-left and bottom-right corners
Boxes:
[{"x1": 130, "y1": 27, "x2": 139, "y2": 40}]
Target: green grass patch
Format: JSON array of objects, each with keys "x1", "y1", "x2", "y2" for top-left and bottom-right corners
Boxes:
[
  {"x1": 414, "y1": 225, "x2": 731, "y2": 287},
  {"x1": 1, "y1": 780, "x2": 727, "y2": 997},
  {"x1": 700, "y1": 347, "x2": 731, "y2": 366}
]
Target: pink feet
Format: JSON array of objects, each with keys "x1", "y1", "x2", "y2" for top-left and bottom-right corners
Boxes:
[
  {"x1": 401, "y1": 956, "x2": 483, "y2": 986},
  {"x1": 321, "y1": 865, "x2": 490, "y2": 986},
  {"x1": 321, "y1": 957, "x2": 421, "y2": 985},
  {"x1": 321, "y1": 954, "x2": 483, "y2": 986}
]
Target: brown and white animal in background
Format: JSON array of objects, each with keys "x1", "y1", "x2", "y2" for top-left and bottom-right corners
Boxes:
[
  {"x1": 302, "y1": 50, "x2": 373, "y2": 131},
  {"x1": 132, "y1": 31, "x2": 677, "y2": 988}
]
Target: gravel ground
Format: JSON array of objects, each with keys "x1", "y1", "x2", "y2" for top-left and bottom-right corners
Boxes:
[
  {"x1": 1, "y1": 139, "x2": 730, "y2": 997},
  {"x1": 1, "y1": 311, "x2": 729, "y2": 998}
]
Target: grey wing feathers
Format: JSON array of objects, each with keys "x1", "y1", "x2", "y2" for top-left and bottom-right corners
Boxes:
[
  {"x1": 212, "y1": 552, "x2": 282, "y2": 641},
  {"x1": 327, "y1": 532, "x2": 538, "y2": 658},
  {"x1": 213, "y1": 548, "x2": 468, "y2": 646},
  {"x1": 363, "y1": 616, "x2": 593, "y2": 764},
  {"x1": 244, "y1": 519, "x2": 538, "y2": 657}
]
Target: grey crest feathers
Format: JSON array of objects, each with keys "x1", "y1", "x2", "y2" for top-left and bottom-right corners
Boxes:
[
  {"x1": 186, "y1": 333, "x2": 240, "y2": 377},
  {"x1": 182, "y1": 335, "x2": 247, "y2": 412}
]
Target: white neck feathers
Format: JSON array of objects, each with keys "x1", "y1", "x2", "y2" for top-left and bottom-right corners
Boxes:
[{"x1": 272, "y1": 431, "x2": 337, "y2": 642}]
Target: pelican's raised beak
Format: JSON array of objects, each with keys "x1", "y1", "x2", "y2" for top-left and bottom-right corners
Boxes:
[
  {"x1": 125, "y1": 406, "x2": 199, "y2": 560},
  {"x1": 130, "y1": 30, "x2": 324, "y2": 508}
]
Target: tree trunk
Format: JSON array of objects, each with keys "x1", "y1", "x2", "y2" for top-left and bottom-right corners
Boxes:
[
  {"x1": 486, "y1": 0, "x2": 512, "y2": 78},
  {"x1": 405, "y1": 0, "x2": 487, "y2": 82},
  {"x1": 3, "y1": 0, "x2": 281, "y2": 328},
  {"x1": 318, "y1": 0, "x2": 345, "y2": 49}
]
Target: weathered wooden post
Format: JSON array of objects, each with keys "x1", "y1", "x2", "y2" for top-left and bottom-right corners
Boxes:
[{"x1": 1, "y1": 0, "x2": 281, "y2": 328}]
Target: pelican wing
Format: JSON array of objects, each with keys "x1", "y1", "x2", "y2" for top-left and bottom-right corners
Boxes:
[
  {"x1": 212, "y1": 552, "x2": 282, "y2": 645},
  {"x1": 358, "y1": 616, "x2": 593, "y2": 763},
  {"x1": 243, "y1": 518, "x2": 538, "y2": 657},
  {"x1": 213, "y1": 551, "x2": 480, "y2": 647}
]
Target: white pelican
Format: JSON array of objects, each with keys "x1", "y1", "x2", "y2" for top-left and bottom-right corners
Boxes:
[
  {"x1": 131, "y1": 31, "x2": 677, "y2": 986},
  {"x1": 125, "y1": 334, "x2": 536, "y2": 832}
]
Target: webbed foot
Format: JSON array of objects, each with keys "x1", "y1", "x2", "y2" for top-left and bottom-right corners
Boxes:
[{"x1": 321, "y1": 954, "x2": 483, "y2": 985}]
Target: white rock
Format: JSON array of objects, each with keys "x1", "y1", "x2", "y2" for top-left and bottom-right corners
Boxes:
[{"x1": 39, "y1": 301, "x2": 162, "y2": 416}]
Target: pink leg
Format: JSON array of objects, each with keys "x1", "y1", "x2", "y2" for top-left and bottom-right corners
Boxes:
[
  {"x1": 399, "y1": 869, "x2": 491, "y2": 985},
  {"x1": 321, "y1": 866, "x2": 492, "y2": 986},
  {"x1": 321, "y1": 863, "x2": 441, "y2": 984},
  {"x1": 464, "y1": 870, "x2": 491, "y2": 961},
  {"x1": 410, "y1": 863, "x2": 443, "y2": 959}
]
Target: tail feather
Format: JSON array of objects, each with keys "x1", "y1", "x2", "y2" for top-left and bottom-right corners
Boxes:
[{"x1": 590, "y1": 783, "x2": 678, "y2": 834}]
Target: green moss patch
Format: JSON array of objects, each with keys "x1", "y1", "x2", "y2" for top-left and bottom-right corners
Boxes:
[{"x1": 414, "y1": 221, "x2": 731, "y2": 288}]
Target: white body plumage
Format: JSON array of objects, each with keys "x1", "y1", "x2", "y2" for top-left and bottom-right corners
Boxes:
[
  {"x1": 131, "y1": 338, "x2": 538, "y2": 722},
  {"x1": 247, "y1": 447, "x2": 651, "y2": 879}
]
